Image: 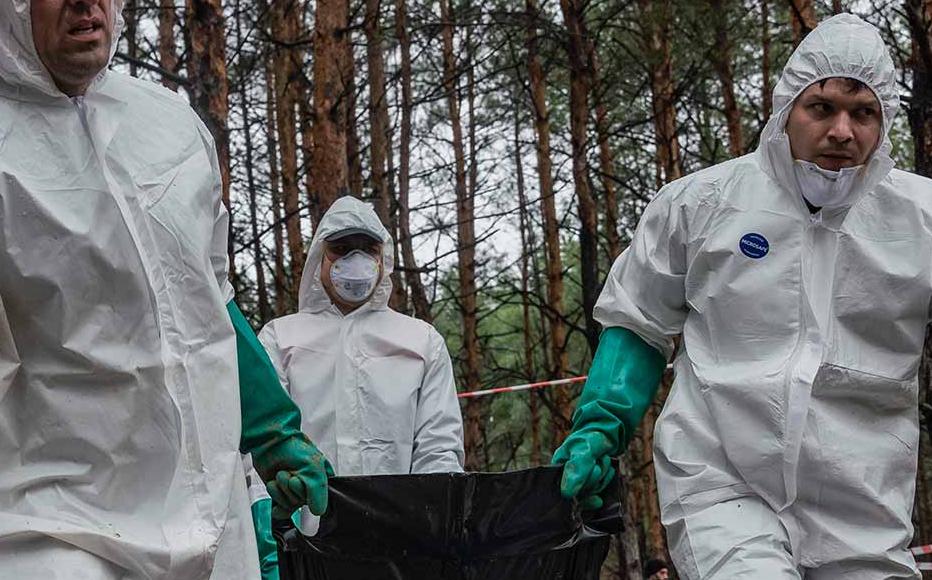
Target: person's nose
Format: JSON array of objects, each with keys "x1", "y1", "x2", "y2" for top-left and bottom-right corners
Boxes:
[{"x1": 826, "y1": 112, "x2": 855, "y2": 145}]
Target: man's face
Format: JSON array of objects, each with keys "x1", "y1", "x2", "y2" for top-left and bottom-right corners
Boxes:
[
  {"x1": 785, "y1": 77, "x2": 882, "y2": 171},
  {"x1": 31, "y1": 0, "x2": 113, "y2": 96},
  {"x1": 320, "y1": 233, "x2": 383, "y2": 311}
]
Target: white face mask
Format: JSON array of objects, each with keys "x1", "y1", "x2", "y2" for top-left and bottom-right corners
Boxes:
[
  {"x1": 329, "y1": 250, "x2": 381, "y2": 304},
  {"x1": 792, "y1": 158, "x2": 863, "y2": 209}
]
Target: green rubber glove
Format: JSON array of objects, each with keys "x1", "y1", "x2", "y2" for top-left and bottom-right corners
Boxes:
[
  {"x1": 250, "y1": 497, "x2": 280, "y2": 580},
  {"x1": 229, "y1": 302, "x2": 334, "y2": 519},
  {"x1": 552, "y1": 326, "x2": 665, "y2": 510}
]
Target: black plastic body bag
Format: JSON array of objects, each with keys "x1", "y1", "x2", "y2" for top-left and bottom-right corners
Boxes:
[{"x1": 274, "y1": 465, "x2": 623, "y2": 580}]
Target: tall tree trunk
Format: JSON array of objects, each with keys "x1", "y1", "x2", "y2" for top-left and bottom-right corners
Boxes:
[
  {"x1": 441, "y1": 0, "x2": 483, "y2": 470},
  {"x1": 346, "y1": 0, "x2": 364, "y2": 197},
  {"x1": 833, "y1": 0, "x2": 843, "y2": 13},
  {"x1": 395, "y1": 0, "x2": 432, "y2": 321},
  {"x1": 710, "y1": 0, "x2": 743, "y2": 157},
  {"x1": 124, "y1": 0, "x2": 138, "y2": 77},
  {"x1": 272, "y1": 0, "x2": 305, "y2": 303},
  {"x1": 186, "y1": 0, "x2": 233, "y2": 288},
  {"x1": 235, "y1": 0, "x2": 272, "y2": 323},
  {"x1": 265, "y1": 56, "x2": 290, "y2": 316},
  {"x1": 366, "y1": 0, "x2": 406, "y2": 310},
  {"x1": 592, "y1": 52, "x2": 621, "y2": 260},
  {"x1": 559, "y1": 0, "x2": 601, "y2": 373},
  {"x1": 639, "y1": 0, "x2": 682, "y2": 187},
  {"x1": 159, "y1": 0, "x2": 179, "y2": 90},
  {"x1": 311, "y1": 0, "x2": 351, "y2": 220},
  {"x1": 526, "y1": 0, "x2": 568, "y2": 439},
  {"x1": 762, "y1": 0, "x2": 772, "y2": 124},
  {"x1": 514, "y1": 105, "x2": 542, "y2": 467},
  {"x1": 789, "y1": 0, "x2": 817, "y2": 46},
  {"x1": 907, "y1": 0, "x2": 932, "y2": 544}
]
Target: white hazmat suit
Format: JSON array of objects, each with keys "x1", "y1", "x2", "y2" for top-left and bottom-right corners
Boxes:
[
  {"x1": 259, "y1": 197, "x2": 464, "y2": 533},
  {"x1": 597, "y1": 14, "x2": 925, "y2": 578},
  {"x1": 0, "y1": 2, "x2": 258, "y2": 578}
]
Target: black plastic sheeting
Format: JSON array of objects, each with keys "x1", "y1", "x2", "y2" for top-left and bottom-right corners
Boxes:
[{"x1": 274, "y1": 465, "x2": 623, "y2": 580}]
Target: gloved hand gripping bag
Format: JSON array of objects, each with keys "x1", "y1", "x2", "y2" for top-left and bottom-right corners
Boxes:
[{"x1": 274, "y1": 464, "x2": 623, "y2": 580}]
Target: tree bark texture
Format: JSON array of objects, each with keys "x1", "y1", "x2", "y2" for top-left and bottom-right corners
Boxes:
[
  {"x1": 907, "y1": 0, "x2": 932, "y2": 545},
  {"x1": 710, "y1": 0, "x2": 744, "y2": 157},
  {"x1": 762, "y1": 0, "x2": 772, "y2": 124},
  {"x1": 159, "y1": 0, "x2": 179, "y2": 90},
  {"x1": 394, "y1": 0, "x2": 432, "y2": 322},
  {"x1": 365, "y1": 0, "x2": 406, "y2": 310},
  {"x1": 526, "y1": 0, "x2": 568, "y2": 390},
  {"x1": 185, "y1": 0, "x2": 233, "y2": 287},
  {"x1": 441, "y1": 0, "x2": 483, "y2": 470},
  {"x1": 234, "y1": 2, "x2": 272, "y2": 322},
  {"x1": 639, "y1": 0, "x2": 682, "y2": 187},
  {"x1": 311, "y1": 0, "x2": 351, "y2": 221},
  {"x1": 264, "y1": 55, "x2": 291, "y2": 316},
  {"x1": 559, "y1": 0, "x2": 601, "y2": 374},
  {"x1": 271, "y1": 0, "x2": 306, "y2": 304},
  {"x1": 789, "y1": 0, "x2": 817, "y2": 46}
]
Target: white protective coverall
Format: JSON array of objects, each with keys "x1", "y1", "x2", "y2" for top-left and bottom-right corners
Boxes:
[
  {"x1": 259, "y1": 196, "x2": 464, "y2": 533},
  {"x1": 596, "y1": 14, "x2": 926, "y2": 579},
  {"x1": 0, "y1": 2, "x2": 259, "y2": 579}
]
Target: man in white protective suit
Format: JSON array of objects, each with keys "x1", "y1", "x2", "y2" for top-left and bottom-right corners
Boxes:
[
  {"x1": 0, "y1": 1, "x2": 333, "y2": 578},
  {"x1": 259, "y1": 196, "x2": 465, "y2": 535},
  {"x1": 553, "y1": 13, "x2": 930, "y2": 579}
]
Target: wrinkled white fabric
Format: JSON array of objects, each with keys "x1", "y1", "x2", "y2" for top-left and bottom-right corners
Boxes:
[
  {"x1": 597, "y1": 14, "x2": 922, "y2": 578},
  {"x1": 259, "y1": 196, "x2": 464, "y2": 535},
  {"x1": 329, "y1": 250, "x2": 381, "y2": 303},
  {"x1": 0, "y1": 2, "x2": 258, "y2": 578},
  {"x1": 793, "y1": 158, "x2": 864, "y2": 209}
]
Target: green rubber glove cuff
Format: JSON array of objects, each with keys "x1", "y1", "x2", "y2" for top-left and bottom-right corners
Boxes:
[
  {"x1": 228, "y1": 302, "x2": 333, "y2": 516},
  {"x1": 552, "y1": 326, "x2": 666, "y2": 501},
  {"x1": 250, "y1": 497, "x2": 281, "y2": 580}
]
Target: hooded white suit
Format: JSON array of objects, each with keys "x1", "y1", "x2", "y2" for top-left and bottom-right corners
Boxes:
[
  {"x1": 0, "y1": 2, "x2": 258, "y2": 578},
  {"x1": 259, "y1": 197, "x2": 464, "y2": 533},
  {"x1": 596, "y1": 14, "x2": 924, "y2": 578}
]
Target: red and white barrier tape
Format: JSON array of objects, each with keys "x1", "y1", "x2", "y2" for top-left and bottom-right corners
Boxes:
[
  {"x1": 457, "y1": 364, "x2": 677, "y2": 400},
  {"x1": 457, "y1": 376, "x2": 587, "y2": 399},
  {"x1": 918, "y1": 562, "x2": 932, "y2": 571},
  {"x1": 913, "y1": 544, "x2": 932, "y2": 556},
  {"x1": 457, "y1": 364, "x2": 674, "y2": 399}
]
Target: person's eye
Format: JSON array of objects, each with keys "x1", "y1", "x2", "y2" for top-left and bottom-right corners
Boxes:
[{"x1": 810, "y1": 102, "x2": 830, "y2": 114}]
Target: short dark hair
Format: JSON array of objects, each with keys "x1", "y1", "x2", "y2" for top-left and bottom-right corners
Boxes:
[
  {"x1": 817, "y1": 77, "x2": 868, "y2": 94},
  {"x1": 645, "y1": 558, "x2": 668, "y2": 576}
]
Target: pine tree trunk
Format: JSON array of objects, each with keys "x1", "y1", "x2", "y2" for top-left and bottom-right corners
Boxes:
[
  {"x1": 762, "y1": 0, "x2": 772, "y2": 124},
  {"x1": 515, "y1": 105, "x2": 542, "y2": 467},
  {"x1": 441, "y1": 0, "x2": 483, "y2": 470},
  {"x1": 833, "y1": 0, "x2": 843, "y2": 14},
  {"x1": 346, "y1": 0, "x2": 364, "y2": 197},
  {"x1": 639, "y1": 0, "x2": 682, "y2": 186},
  {"x1": 264, "y1": 55, "x2": 290, "y2": 316},
  {"x1": 366, "y1": 0, "x2": 406, "y2": 310},
  {"x1": 124, "y1": 0, "x2": 138, "y2": 77},
  {"x1": 789, "y1": 0, "x2": 817, "y2": 46},
  {"x1": 593, "y1": 52, "x2": 621, "y2": 260},
  {"x1": 559, "y1": 0, "x2": 601, "y2": 438},
  {"x1": 311, "y1": 0, "x2": 351, "y2": 220},
  {"x1": 710, "y1": 0, "x2": 743, "y2": 157},
  {"x1": 185, "y1": 0, "x2": 233, "y2": 288},
  {"x1": 159, "y1": 0, "x2": 179, "y2": 90},
  {"x1": 907, "y1": 0, "x2": 932, "y2": 544},
  {"x1": 272, "y1": 0, "x2": 305, "y2": 303},
  {"x1": 527, "y1": 0, "x2": 569, "y2": 445},
  {"x1": 395, "y1": 0, "x2": 432, "y2": 322},
  {"x1": 235, "y1": 0, "x2": 272, "y2": 322}
]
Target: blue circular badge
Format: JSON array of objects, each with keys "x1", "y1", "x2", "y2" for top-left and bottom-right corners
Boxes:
[{"x1": 739, "y1": 233, "x2": 769, "y2": 259}]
